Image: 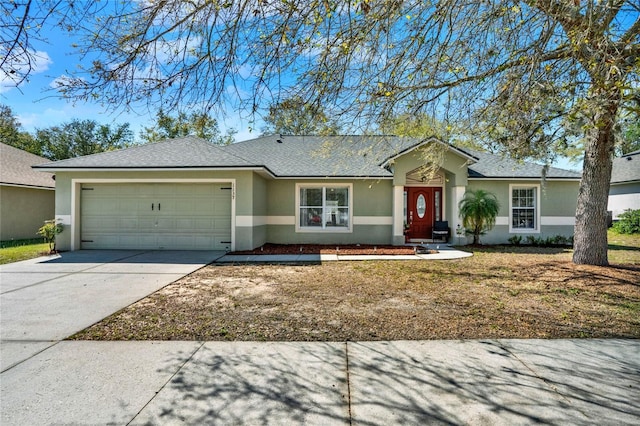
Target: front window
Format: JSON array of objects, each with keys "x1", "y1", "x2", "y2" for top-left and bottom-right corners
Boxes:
[
  {"x1": 511, "y1": 186, "x2": 538, "y2": 231},
  {"x1": 298, "y1": 185, "x2": 350, "y2": 230}
]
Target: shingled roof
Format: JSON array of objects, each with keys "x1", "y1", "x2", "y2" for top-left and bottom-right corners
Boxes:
[
  {"x1": 33, "y1": 136, "x2": 255, "y2": 170},
  {"x1": 464, "y1": 149, "x2": 581, "y2": 179},
  {"x1": 611, "y1": 150, "x2": 640, "y2": 184},
  {"x1": 0, "y1": 143, "x2": 55, "y2": 189},
  {"x1": 34, "y1": 135, "x2": 581, "y2": 180}
]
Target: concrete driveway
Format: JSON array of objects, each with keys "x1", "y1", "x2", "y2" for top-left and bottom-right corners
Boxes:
[{"x1": 0, "y1": 250, "x2": 225, "y2": 371}]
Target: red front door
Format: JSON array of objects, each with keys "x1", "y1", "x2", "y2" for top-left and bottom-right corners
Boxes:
[{"x1": 406, "y1": 187, "x2": 442, "y2": 240}]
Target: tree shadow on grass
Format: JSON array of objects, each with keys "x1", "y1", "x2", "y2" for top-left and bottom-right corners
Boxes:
[{"x1": 607, "y1": 243, "x2": 640, "y2": 251}]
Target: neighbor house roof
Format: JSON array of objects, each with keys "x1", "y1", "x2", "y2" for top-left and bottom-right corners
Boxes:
[
  {"x1": 33, "y1": 135, "x2": 581, "y2": 180},
  {"x1": 611, "y1": 150, "x2": 640, "y2": 184},
  {"x1": 0, "y1": 143, "x2": 55, "y2": 189}
]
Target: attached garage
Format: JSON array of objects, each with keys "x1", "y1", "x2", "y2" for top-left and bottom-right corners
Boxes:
[{"x1": 80, "y1": 182, "x2": 232, "y2": 250}]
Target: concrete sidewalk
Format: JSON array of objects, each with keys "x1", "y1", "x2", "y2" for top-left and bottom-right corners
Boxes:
[
  {"x1": 217, "y1": 245, "x2": 472, "y2": 263},
  {"x1": 1, "y1": 339, "x2": 638, "y2": 425}
]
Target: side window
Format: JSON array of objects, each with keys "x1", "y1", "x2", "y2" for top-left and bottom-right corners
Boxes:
[{"x1": 510, "y1": 185, "x2": 538, "y2": 232}]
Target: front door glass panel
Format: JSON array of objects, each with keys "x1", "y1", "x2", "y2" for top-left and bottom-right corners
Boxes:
[{"x1": 416, "y1": 194, "x2": 426, "y2": 218}]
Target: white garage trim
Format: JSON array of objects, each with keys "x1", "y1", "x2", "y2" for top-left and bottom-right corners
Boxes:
[{"x1": 71, "y1": 178, "x2": 236, "y2": 251}]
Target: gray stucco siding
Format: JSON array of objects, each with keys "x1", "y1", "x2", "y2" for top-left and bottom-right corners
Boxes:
[
  {"x1": 0, "y1": 185, "x2": 55, "y2": 241},
  {"x1": 265, "y1": 179, "x2": 393, "y2": 217},
  {"x1": 608, "y1": 182, "x2": 640, "y2": 219},
  {"x1": 465, "y1": 179, "x2": 578, "y2": 244},
  {"x1": 538, "y1": 181, "x2": 579, "y2": 216},
  {"x1": 609, "y1": 182, "x2": 640, "y2": 196},
  {"x1": 466, "y1": 180, "x2": 579, "y2": 218},
  {"x1": 259, "y1": 179, "x2": 394, "y2": 247},
  {"x1": 472, "y1": 225, "x2": 575, "y2": 245},
  {"x1": 235, "y1": 225, "x2": 268, "y2": 251},
  {"x1": 267, "y1": 224, "x2": 392, "y2": 245}
]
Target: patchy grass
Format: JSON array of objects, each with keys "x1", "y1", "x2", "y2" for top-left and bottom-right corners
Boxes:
[
  {"x1": 72, "y1": 241, "x2": 639, "y2": 342},
  {"x1": 0, "y1": 239, "x2": 50, "y2": 265}
]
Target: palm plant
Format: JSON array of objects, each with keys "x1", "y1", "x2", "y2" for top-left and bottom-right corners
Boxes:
[{"x1": 458, "y1": 189, "x2": 500, "y2": 244}]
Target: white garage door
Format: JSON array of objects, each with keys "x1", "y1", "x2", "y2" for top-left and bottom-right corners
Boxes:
[{"x1": 80, "y1": 183, "x2": 232, "y2": 250}]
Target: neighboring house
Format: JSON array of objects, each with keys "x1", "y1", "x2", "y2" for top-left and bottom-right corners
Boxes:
[
  {"x1": 0, "y1": 143, "x2": 55, "y2": 241},
  {"x1": 33, "y1": 135, "x2": 580, "y2": 251},
  {"x1": 609, "y1": 150, "x2": 640, "y2": 220}
]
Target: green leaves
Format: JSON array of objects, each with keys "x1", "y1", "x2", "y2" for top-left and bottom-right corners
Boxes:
[
  {"x1": 459, "y1": 189, "x2": 501, "y2": 245},
  {"x1": 140, "y1": 108, "x2": 236, "y2": 145}
]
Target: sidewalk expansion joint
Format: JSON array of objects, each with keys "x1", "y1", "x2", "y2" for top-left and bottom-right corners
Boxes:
[
  {"x1": 0, "y1": 340, "x2": 61, "y2": 374},
  {"x1": 0, "y1": 251, "x2": 151, "y2": 295},
  {"x1": 499, "y1": 341, "x2": 591, "y2": 420},
  {"x1": 127, "y1": 341, "x2": 205, "y2": 426},
  {"x1": 345, "y1": 341, "x2": 353, "y2": 425}
]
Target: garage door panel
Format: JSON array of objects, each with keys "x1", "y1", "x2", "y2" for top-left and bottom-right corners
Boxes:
[
  {"x1": 119, "y1": 217, "x2": 139, "y2": 229},
  {"x1": 81, "y1": 183, "x2": 231, "y2": 250},
  {"x1": 194, "y1": 218, "x2": 216, "y2": 230},
  {"x1": 215, "y1": 218, "x2": 232, "y2": 228},
  {"x1": 82, "y1": 217, "x2": 115, "y2": 230}
]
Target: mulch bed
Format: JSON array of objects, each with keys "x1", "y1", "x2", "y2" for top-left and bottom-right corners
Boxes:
[{"x1": 232, "y1": 243, "x2": 419, "y2": 255}]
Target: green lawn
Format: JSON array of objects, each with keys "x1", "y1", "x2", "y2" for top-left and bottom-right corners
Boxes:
[{"x1": 0, "y1": 239, "x2": 51, "y2": 265}]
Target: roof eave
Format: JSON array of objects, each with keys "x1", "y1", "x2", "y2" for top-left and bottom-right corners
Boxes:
[
  {"x1": 33, "y1": 165, "x2": 265, "y2": 172},
  {"x1": 0, "y1": 182, "x2": 55, "y2": 190}
]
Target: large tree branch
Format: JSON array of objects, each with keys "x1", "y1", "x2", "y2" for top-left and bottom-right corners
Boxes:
[
  {"x1": 523, "y1": 0, "x2": 582, "y2": 29},
  {"x1": 601, "y1": 0, "x2": 627, "y2": 29},
  {"x1": 1, "y1": 0, "x2": 32, "y2": 84},
  {"x1": 621, "y1": 16, "x2": 640, "y2": 44},
  {"x1": 412, "y1": 45, "x2": 572, "y2": 91}
]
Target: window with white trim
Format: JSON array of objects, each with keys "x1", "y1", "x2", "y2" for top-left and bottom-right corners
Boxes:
[
  {"x1": 298, "y1": 185, "x2": 351, "y2": 231},
  {"x1": 510, "y1": 185, "x2": 539, "y2": 232}
]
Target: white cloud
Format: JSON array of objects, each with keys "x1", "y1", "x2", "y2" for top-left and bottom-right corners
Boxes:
[
  {"x1": 50, "y1": 74, "x2": 78, "y2": 90},
  {"x1": 225, "y1": 84, "x2": 251, "y2": 103},
  {"x1": 31, "y1": 50, "x2": 53, "y2": 73},
  {"x1": 0, "y1": 50, "x2": 52, "y2": 93}
]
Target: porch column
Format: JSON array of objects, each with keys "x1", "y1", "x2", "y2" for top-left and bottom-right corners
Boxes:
[
  {"x1": 451, "y1": 185, "x2": 466, "y2": 244},
  {"x1": 392, "y1": 185, "x2": 405, "y2": 245}
]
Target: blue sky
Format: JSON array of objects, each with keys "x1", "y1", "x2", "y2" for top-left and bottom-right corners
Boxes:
[{"x1": 1, "y1": 23, "x2": 258, "y2": 142}]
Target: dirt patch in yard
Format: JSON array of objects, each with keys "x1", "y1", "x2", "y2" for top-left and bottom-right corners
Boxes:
[{"x1": 72, "y1": 247, "x2": 640, "y2": 341}]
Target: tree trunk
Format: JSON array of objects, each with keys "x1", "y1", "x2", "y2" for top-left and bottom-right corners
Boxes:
[{"x1": 572, "y1": 101, "x2": 616, "y2": 266}]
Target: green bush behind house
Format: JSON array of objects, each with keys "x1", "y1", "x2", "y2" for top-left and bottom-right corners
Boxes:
[{"x1": 613, "y1": 209, "x2": 640, "y2": 234}]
